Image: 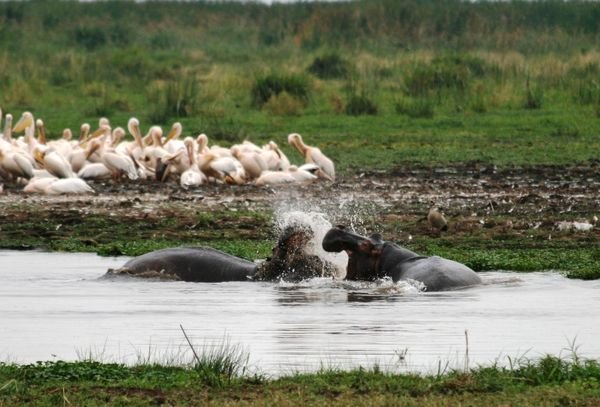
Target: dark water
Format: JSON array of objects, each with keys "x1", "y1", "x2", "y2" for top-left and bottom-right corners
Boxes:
[{"x1": 1, "y1": 250, "x2": 599, "y2": 375}]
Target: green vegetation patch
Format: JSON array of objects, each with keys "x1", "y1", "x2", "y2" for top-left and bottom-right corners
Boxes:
[{"x1": 1, "y1": 355, "x2": 599, "y2": 406}]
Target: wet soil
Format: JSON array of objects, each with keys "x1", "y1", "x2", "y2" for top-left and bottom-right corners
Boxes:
[{"x1": 0, "y1": 163, "x2": 599, "y2": 251}]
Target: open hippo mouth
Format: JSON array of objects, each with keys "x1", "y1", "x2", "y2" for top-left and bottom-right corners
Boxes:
[
  {"x1": 254, "y1": 224, "x2": 337, "y2": 282},
  {"x1": 322, "y1": 226, "x2": 385, "y2": 280}
]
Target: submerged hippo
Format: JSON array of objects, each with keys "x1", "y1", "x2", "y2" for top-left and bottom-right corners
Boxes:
[
  {"x1": 107, "y1": 225, "x2": 336, "y2": 282},
  {"x1": 322, "y1": 226, "x2": 481, "y2": 291}
]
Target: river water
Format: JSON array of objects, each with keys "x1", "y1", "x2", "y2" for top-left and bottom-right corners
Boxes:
[{"x1": 1, "y1": 249, "x2": 599, "y2": 376}]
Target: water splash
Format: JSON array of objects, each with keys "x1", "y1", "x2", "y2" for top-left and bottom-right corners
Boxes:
[{"x1": 273, "y1": 208, "x2": 348, "y2": 278}]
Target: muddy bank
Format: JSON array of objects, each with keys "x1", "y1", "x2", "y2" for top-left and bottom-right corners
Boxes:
[{"x1": 0, "y1": 164, "x2": 598, "y2": 256}]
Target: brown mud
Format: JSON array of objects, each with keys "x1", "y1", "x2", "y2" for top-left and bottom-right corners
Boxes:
[{"x1": 0, "y1": 163, "x2": 598, "y2": 251}]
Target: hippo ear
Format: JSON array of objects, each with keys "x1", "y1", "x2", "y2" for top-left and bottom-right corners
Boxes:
[{"x1": 336, "y1": 225, "x2": 347, "y2": 230}]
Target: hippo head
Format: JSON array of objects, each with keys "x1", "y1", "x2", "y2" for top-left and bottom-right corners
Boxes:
[
  {"x1": 254, "y1": 224, "x2": 337, "y2": 282},
  {"x1": 322, "y1": 226, "x2": 384, "y2": 280}
]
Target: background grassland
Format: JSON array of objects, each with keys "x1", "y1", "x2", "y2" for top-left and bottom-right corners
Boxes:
[{"x1": 1, "y1": 0, "x2": 600, "y2": 171}]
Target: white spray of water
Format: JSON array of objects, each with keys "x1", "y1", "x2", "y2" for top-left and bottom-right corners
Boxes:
[{"x1": 273, "y1": 203, "x2": 348, "y2": 279}]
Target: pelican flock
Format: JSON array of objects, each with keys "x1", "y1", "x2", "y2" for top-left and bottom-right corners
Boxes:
[{"x1": 0, "y1": 109, "x2": 336, "y2": 195}]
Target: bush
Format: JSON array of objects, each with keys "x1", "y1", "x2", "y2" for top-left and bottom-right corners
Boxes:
[
  {"x1": 404, "y1": 55, "x2": 487, "y2": 98},
  {"x1": 346, "y1": 94, "x2": 378, "y2": 116},
  {"x1": 74, "y1": 26, "x2": 107, "y2": 50},
  {"x1": 574, "y1": 79, "x2": 600, "y2": 105},
  {"x1": 307, "y1": 53, "x2": 350, "y2": 79},
  {"x1": 251, "y1": 73, "x2": 310, "y2": 108},
  {"x1": 146, "y1": 73, "x2": 202, "y2": 123},
  {"x1": 395, "y1": 97, "x2": 434, "y2": 119},
  {"x1": 523, "y1": 79, "x2": 543, "y2": 109},
  {"x1": 263, "y1": 91, "x2": 304, "y2": 116}
]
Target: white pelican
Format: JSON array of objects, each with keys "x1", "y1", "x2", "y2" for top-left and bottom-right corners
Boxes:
[
  {"x1": 263, "y1": 141, "x2": 290, "y2": 170},
  {"x1": 23, "y1": 176, "x2": 59, "y2": 193},
  {"x1": 79, "y1": 123, "x2": 91, "y2": 143},
  {"x1": 44, "y1": 178, "x2": 95, "y2": 195},
  {"x1": 180, "y1": 138, "x2": 206, "y2": 189},
  {"x1": 2, "y1": 113, "x2": 13, "y2": 142},
  {"x1": 125, "y1": 117, "x2": 146, "y2": 161},
  {"x1": 289, "y1": 164, "x2": 319, "y2": 183},
  {"x1": 196, "y1": 134, "x2": 210, "y2": 154},
  {"x1": 36, "y1": 119, "x2": 73, "y2": 160},
  {"x1": 231, "y1": 146, "x2": 267, "y2": 180},
  {"x1": 77, "y1": 162, "x2": 112, "y2": 180},
  {"x1": 255, "y1": 170, "x2": 296, "y2": 186},
  {"x1": 199, "y1": 153, "x2": 245, "y2": 184},
  {"x1": 163, "y1": 122, "x2": 186, "y2": 154},
  {"x1": 86, "y1": 136, "x2": 138, "y2": 181},
  {"x1": 33, "y1": 146, "x2": 76, "y2": 179},
  {"x1": 0, "y1": 148, "x2": 34, "y2": 180},
  {"x1": 288, "y1": 133, "x2": 335, "y2": 181},
  {"x1": 12, "y1": 111, "x2": 36, "y2": 147}
]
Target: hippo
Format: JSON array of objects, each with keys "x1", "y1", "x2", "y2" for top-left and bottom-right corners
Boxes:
[
  {"x1": 106, "y1": 246, "x2": 256, "y2": 282},
  {"x1": 322, "y1": 226, "x2": 481, "y2": 291},
  {"x1": 107, "y1": 225, "x2": 337, "y2": 282}
]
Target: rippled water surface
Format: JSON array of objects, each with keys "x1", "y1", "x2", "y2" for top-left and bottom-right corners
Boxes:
[{"x1": 1, "y1": 250, "x2": 599, "y2": 375}]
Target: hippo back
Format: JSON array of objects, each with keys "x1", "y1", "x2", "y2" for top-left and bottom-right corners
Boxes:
[
  {"x1": 110, "y1": 247, "x2": 257, "y2": 282},
  {"x1": 392, "y1": 256, "x2": 481, "y2": 291}
]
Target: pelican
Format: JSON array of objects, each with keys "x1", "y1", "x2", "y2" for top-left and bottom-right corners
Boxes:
[
  {"x1": 44, "y1": 178, "x2": 95, "y2": 195},
  {"x1": 33, "y1": 146, "x2": 76, "y2": 179},
  {"x1": 23, "y1": 176, "x2": 59, "y2": 193},
  {"x1": 158, "y1": 127, "x2": 190, "y2": 181},
  {"x1": 231, "y1": 146, "x2": 267, "y2": 180},
  {"x1": 199, "y1": 153, "x2": 245, "y2": 184},
  {"x1": 125, "y1": 117, "x2": 146, "y2": 161},
  {"x1": 263, "y1": 141, "x2": 290, "y2": 170},
  {"x1": 288, "y1": 133, "x2": 335, "y2": 181},
  {"x1": 2, "y1": 113, "x2": 13, "y2": 142},
  {"x1": 196, "y1": 134, "x2": 210, "y2": 154},
  {"x1": 86, "y1": 136, "x2": 138, "y2": 181},
  {"x1": 36, "y1": 119, "x2": 73, "y2": 160},
  {"x1": 77, "y1": 162, "x2": 112, "y2": 180},
  {"x1": 289, "y1": 164, "x2": 319, "y2": 183},
  {"x1": 180, "y1": 138, "x2": 206, "y2": 189},
  {"x1": 0, "y1": 148, "x2": 34, "y2": 180},
  {"x1": 79, "y1": 123, "x2": 91, "y2": 143},
  {"x1": 12, "y1": 111, "x2": 43, "y2": 156},
  {"x1": 255, "y1": 170, "x2": 296, "y2": 186},
  {"x1": 163, "y1": 122, "x2": 186, "y2": 153}
]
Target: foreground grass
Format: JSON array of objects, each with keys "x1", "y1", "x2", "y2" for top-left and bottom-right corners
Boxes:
[{"x1": 1, "y1": 354, "x2": 599, "y2": 406}]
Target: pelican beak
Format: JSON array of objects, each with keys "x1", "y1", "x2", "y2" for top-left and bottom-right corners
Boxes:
[
  {"x1": 165, "y1": 123, "x2": 181, "y2": 142},
  {"x1": 34, "y1": 149, "x2": 45, "y2": 165},
  {"x1": 316, "y1": 168, "x2": 334, "y2": 182},
  {"x1": 224, "y1": 174, "x2": 236, "y2": 185},
  {"x1": 13, "y1": 113, "x2": 33, "y2": 133},
  {"x1": 85, "y1": 143, "x2": 100, "y2": 160},
  {"x1": 155, "y1": 160, "x2": 169, "y2": 182},
  {"x1": 90, "y1": 126, "x2": 108, "y2": 139}
]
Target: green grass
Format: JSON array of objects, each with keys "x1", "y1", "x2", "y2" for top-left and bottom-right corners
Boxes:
[
  {"x1": 1, "y1": 1, "x2": 600, "y2": 173},
  {"x1": 1, "y1": 353, "x2": 599, "y2": 406}
]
